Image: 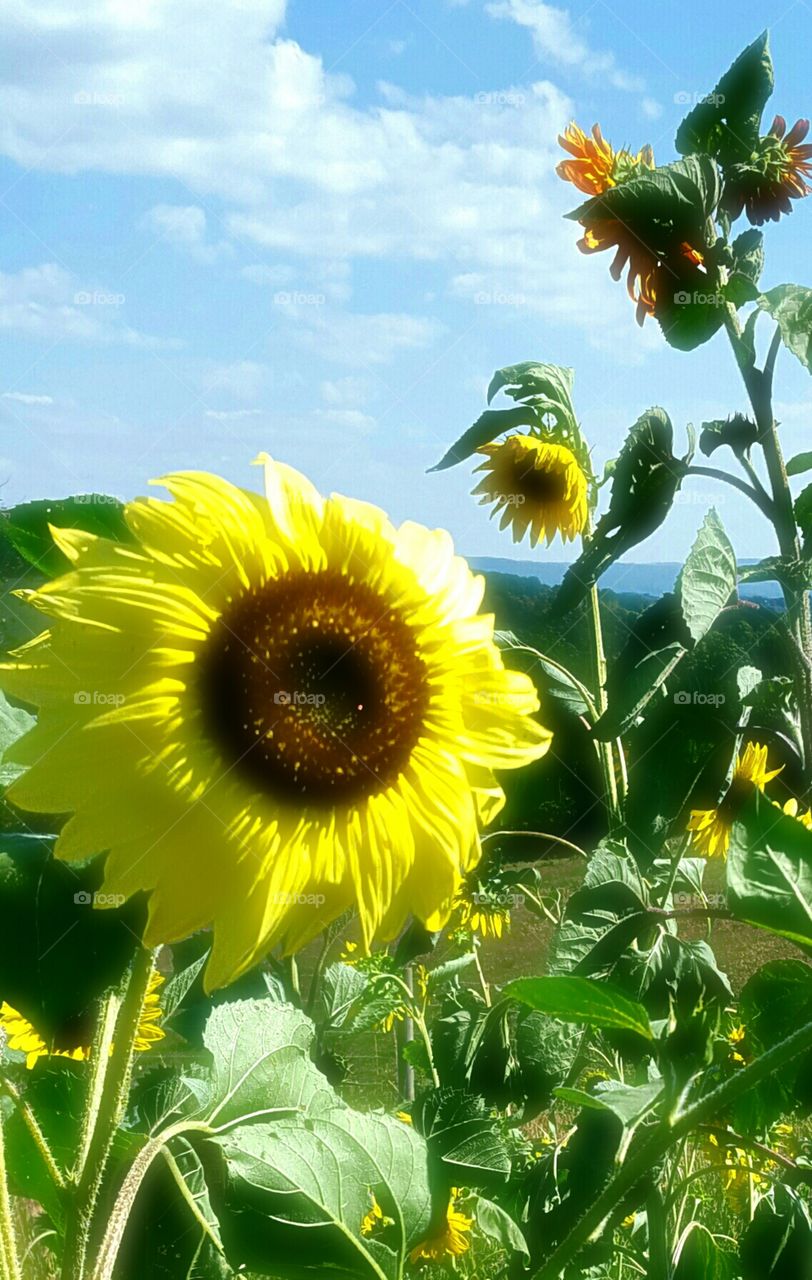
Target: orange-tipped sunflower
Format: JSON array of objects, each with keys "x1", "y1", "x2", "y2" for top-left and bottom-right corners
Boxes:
[
  {"x1": 0, "y1": 457, "x2": 551, "y2": 991},
  {"x1": 0, "y1": 972, "x2": 165, "y2": 1069},
  {"x1": 578, "y1": 220, "x2": 659, "y2": 325},
  {"x1": 409, "y1": 1189, "x2": 473, "y2": 1261},
  {"x1": 557, "y1": 122, "x2": 654, "y2": 196},
  {"x1": 723, "y1": 115, "x2": 812, "y2": 225},
  {"x1": 472, "y1": 436, "x2": 588, "y2": 547},
  {"x1": 687, "y1": 742, "x2": 783, "y2": 859}
]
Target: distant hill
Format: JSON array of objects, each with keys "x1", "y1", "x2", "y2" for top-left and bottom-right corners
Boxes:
[{"x1": 470, "y1": 557, "x2": 781, "y2": 604}]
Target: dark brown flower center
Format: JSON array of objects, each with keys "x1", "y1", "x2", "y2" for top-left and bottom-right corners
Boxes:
[
  {"x1": 198, "y1": 571, "x2": 430, "y2": 805},
  {"x1": 515, "y1": 461, "x2": 567, "y2": 505}
]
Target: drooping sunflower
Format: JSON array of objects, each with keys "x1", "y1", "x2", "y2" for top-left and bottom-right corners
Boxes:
[
  {"x1": 1, "y1": 458, "x2": 551, "y2": 990},
  {"x1": 451, "y1": 891, "x2": 510, "y2": 939},
  {"x1": 686, "y1": 742, "x2": 782, "y2": 859},
  {"x1": 557, "y1": 122, "x2": 654, "y2": 196},
  {"x1": 409, "y1": 1189, "x2": 473, "y2": 1262},
  {"x1": 722, "y1": 115, "x2": 812, "y2": 225},
  {"x1": 472, "y1": 436, "x2": 588, "y2": 547},
  {"x1": 0, "y1": 972, "x2": 165, "y2": 1069}
]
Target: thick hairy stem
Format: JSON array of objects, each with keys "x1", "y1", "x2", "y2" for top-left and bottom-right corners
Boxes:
[
  {"x1": 0, "y1": 1076, "x2": 65, "y2": 1191},
  {"x1": 0, "y1": 1111, "x2": 21, "y2": 1280},
  {"x1": 530, "y1": 1014, "x2": 812, "y2": 1279},
  {"x1": 588, "y1": 583, "x2": 620, "y2": 826},
  {"x1": 60, "y1": 948, "x2": 156, "y2": 1280}
]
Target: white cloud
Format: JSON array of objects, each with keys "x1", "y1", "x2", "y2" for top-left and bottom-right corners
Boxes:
[
  {"x1": 321, "y1": 376, "x2": 372, "y2": 408},
  {"x1": 240, "y1": 263, "x2": 295, "y2": 287},
  {"x1": 1, "y1": 391, "x2": 54, "y2": 405},
  {"x1": 486, "y1": 0, "x2": 644, "y2": 92},
  {"x1": 289, "y1": 310, "x2": 444, "y2": 367},
  {"x1": 0, "y1": 262, "x2": 174, "y2": 347},
  {"x1": 318, "y1": 408, "x2": 376, "y2": 433},
  {"x1": 141, "y1": 204, "x2": 231, "y2": 263},
  {"x1": 203, "y1": 360, "x2": 269, "y2": 400},
  {"x1": 204, "y1": 408, "x2": 263, "y2": 421},
  {"x1": 642, "y1": 97, "x2": 663, "y2": 120}
]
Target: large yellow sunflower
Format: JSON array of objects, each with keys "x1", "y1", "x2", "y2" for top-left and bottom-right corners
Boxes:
[
  {"x1": 472, "y1": 436, "x2": 588, "y2": 546},
  {"x1": 1, "y1": 457, "x2": 550, "y2": 990},
  {"x1": 686, "y1": 742, "x2": 782, "y2": 859},
  {"x1": 0, "y1": 973, "x2": 165, "y2": 1069}
]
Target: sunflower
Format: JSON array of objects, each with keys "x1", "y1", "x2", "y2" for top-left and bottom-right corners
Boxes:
[
  {"x1": 777, "y1": 797, "x2": 812, "y2": 829},
  {"x1": 1, "y1": 458, "x2": 551, "y2": 991},
  {"x1": 360, "y1": 1191, "x2": 393, "y2": 1237},
  {"x1": 472, "y1": 436, "x2": 588, "y2": 547},
  {"x1": 409, "y1": 1189, "x2": 473, "y2": 1262},
  {"x1": 452, "y1": 892, "x2": 510, "y2": 939},
  {"x1": 557, "y1": 122, "x2": 654, "y2": 196},
  {"x1": 577, "y1": 220, "x2": 659, "y2": 325},
  {"x1": 722, "y1": 115, "x2": 812, "y2": 225},
  {"x1": 687, "y1": 742, "x2": 782, "y2": 859},
  {"x1": 0, "y1": 972, "x2": 165, "y2": 1069}
]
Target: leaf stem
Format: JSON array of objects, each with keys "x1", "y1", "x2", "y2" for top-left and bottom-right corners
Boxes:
[
  {"x1": 0, "y1": 1107, "x2": 21, "y2": 1280},
  {"x1": 0, "y1": 1075, "x2": 65, "y2": 1190}
]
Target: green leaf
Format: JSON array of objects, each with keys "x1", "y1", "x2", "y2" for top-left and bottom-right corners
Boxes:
[
  {"x1": 202, "y1": 999, "x2": 338, "y2": 1128},
  {"x1": 759, "y1": 285, "x2": 812, "y2": 373},
  {"x1": 414, "y1": 1088, "x2": 512, "y2": 1183},
  {"x1": 474, "y1": 1197, "x2": 529, "y2": 1260},
  {"x1": 593, "y1": 594, "x2": 688, "y2": 739},
  {"x1": 0, "y1": 691, "x2": 35, "y2": 788},
  {"x1": 731, "y1": 228, "x2": 765, "y2": 286},
  {"x1": 739, "y1": 556, "x2": 812, "y2": 591},
  {"x1": 727, "y1": 790, "x2": 812, "y2": 949},
  {"x1": 678, "y1": 508, "x2": 737, "y2": 644},
  {"x1": 487, "y1": 361, "x2": 574, "y2": 410},
  {"x1": 5, "y1": 1062, "x2": 84, "y2": 1230},
  {"x1": 675, "y1": 32, "x2": 774, "y2": 161},
  {"x1": 795, "y1": 483, "x2": 812, "y2": 544},
  {"x1": 787, "y1": 451, "x2": 812, "y2": 477},
  {"x1": 725, "y1": 273, "x2": 761, "y2": 307},
  {"x1": 741, "y1": 1186, "x2": 812, "y2": 1279},
  {"x1": 1, "y1": 495, "x2": 133, "y2": 576},
  {"x1": 674, "y1": 1223, "x2": 734, "y2": 1279},
  {"x1": 503, "y1": 976, "x2": 653, "y2": 1040},
  {"x1": 217, "y1": 1111, "x2": 433, "y2": 1279},
  {"x1": 699, "y1": 414, "x2": 758, "y2": 458},
  {"x1": 556, "y1": 1079, "x2": 663, "y2": 1131},
  {"x1": 429, "y1": 406, "x2": 539, "y2": 472},
  {"x1": 495, "y1": 633, "x2": 591, "y2": 717}
]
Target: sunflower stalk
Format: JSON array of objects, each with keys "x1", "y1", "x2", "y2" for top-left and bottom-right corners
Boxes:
[
  {"x1": 60, "y1": 947, "x2": 157, "y2": 1280},
  {"x1": 529, "y1": 1014, "x2": 812, "y2": 1279},
  {"x1": 0, "y1": 1076, "x2": 65, "y2": 1191},
  {"x1": 588, "y1": 580, "x2": 621, "y2": 826},
  {"x1": 0, "y1": 1110, "x2": 21, "y2": 1280},
  {"x1": 723, "y1": 307, "x2": 812, "y2": 786}
]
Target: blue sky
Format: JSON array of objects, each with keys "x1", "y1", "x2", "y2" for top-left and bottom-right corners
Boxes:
[{"x1": 1, "y1": 0, "x2": 811, "y2": 563}]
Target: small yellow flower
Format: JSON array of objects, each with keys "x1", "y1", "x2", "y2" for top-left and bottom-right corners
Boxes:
[
  {"x1": 340, "y1": 940, "x2": 359, "y2": 965},
  {"x1": 0, "y1": 972, "x2": 165, "y2": 1069},
  {"x1": 415, "y1": 964, "x2": 429, "y2": 1000},
  {"x1": 687, "y1": 742, "x2": 782, "y2": 859},
  {"x1": 409, "y1": 1189, "x2": 473, "y2": 1262},
  {"x1": 452, "y1": 894, "x2": 510, "y2": 939},
  {"x1": 361, "y1": 1191, "x2": 393, "y2": 1236},
  {"x1": 395, "y1": 1110, "x2": 413, "y2": 1125},
  {"x1": 377, "y1": 1005, "x2": 406, "y2": 1034},
  {"x1": 473, "y1": 437, "x2": 588, "y2": 547},
  {"x1": 728, "y1": 1023, "x2": 747, "y2": 1066}
]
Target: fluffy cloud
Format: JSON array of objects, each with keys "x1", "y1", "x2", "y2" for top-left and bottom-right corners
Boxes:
[
  {"x1": 0, "y1": 262, "x2": 173, "y2": 347},
  {"x1": 140, "y1": 205, "x2": 231, "y2": 263},
  {"x1": 486, "y1": 0, "x2": 644, "y2": 92}
]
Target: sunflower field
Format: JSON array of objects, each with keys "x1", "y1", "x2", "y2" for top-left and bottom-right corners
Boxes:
[{"x1": 3, "y1": 27, "x2": 812, "y2": 1280}]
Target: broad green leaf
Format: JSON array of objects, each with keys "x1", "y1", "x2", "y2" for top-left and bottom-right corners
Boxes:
[
  {"x1": 727, "y1": 790, "x2": 812, "y2": 948},
  {"x1": 741, "y1": 1185, "x2": 812, "y2": 1279},
  {"x1": 217, "y1": 1111, "x2": 432, "y2": 1279},
  {"x1": 678, "y1": 509, "x2": 737, "y2": 644},
  {"x1": 504, "y1": 976, "x2": 653, "y2": 1040},
  {"x1": 675, "y1": 32, "x2": 773, "y2": 161},
  {"x1": 429, "y1": 406, "x2": 539, "y2": 472},
  {"x1": 161, "y1": 948, "x2": 210, "y2": 1022},
  {"x1": 555, "y1": 1078, "x2": 663, "y2": 1130},
  {"x1": 1, "y1": 495, "x2": 133, "y2": 576},
  {"x1": 414, "y1": 1088, "x2": 512, "y2": 1183},
  {"x1": 495, "y1": 633, "x2": 591, "y2": 717},
  {"x1": 795, "y1": 483, "x2": 812, "y2": 543},
  {"x1": 787, "y1": 451, "x2": 812, "y2": 477},
  {"x1": 674, "y1": 1223, "x2": 734, "y2": 1279},
  {"x1": 316, "y1": 961, "x2": 369, "y2": 1029},
  {"x1": 731, "y1": 228, "x2": 765, "y2": 286},
  {"x1": 0, "y1": 691, "x2": 34, "y2": 788},
  {"x1": 474, "y1": 1197, "x2": 529, "y2": 1260},
  {"x1": 593, "y1": 595, "x2": 688, "y2": 739},
  {"x1": 487, "y1": 361, "x2": 574, "y2": 410},
  {"x1": 759, "y1": 285, "x2": 812, "y2": 373},
  {"x1": 202, "y1": 999, "x2": 338, "y2": 1127},
  {"x1": 424, "y1": 954, "x2": 475, "y2": 995}
]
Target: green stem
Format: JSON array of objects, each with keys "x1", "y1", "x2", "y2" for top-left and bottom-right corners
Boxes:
[
  {"x1": 645, "y1": 1185, "x2": 668, "y2": 1280},
  {"x1": 0, "y1": 1108, "x2": 21, "y2": 1280},
  {"x1": 685, "y1": 465, "x2": 775, "y2": 519},
  {"x1": 588, "y1": 582, "x2": 620, "y2": 825},
  {"x1": 60, "y1": 947, "x2": 156, "y2": 1280},
  {"x1": 0, "y1": 1076, "x2": 65, "y2": 1191},
  {"x1": 530, "y1": 1014, "x2": 812, "y2": 1279}
]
